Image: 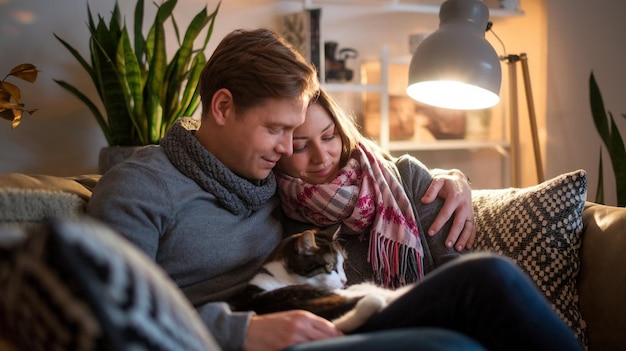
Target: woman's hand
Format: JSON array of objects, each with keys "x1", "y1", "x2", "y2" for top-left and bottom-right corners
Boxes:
[
  {"x1": 246, "y1": 310, "x2": 343, "y2": 351},
  {"x1": 421, "y1": 169, "x2": 475, "y2": 251}
]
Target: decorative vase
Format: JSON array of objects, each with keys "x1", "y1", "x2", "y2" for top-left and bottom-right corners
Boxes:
[
  {"x1": 98, "y1": 146, "x2": 143, "y2": 174},
  {"x1": 324, "y1": 41, "x2": 358, "y2": 83}
]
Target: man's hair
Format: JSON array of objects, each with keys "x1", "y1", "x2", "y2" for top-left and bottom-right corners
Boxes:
[{"x1": 199, "y1": 28, "x2": 319, "y2": 117}]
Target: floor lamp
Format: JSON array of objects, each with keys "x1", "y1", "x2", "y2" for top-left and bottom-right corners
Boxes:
[
  {"x1": 406, "y1": 0, "x2": 545, "y2": 187},
  {"x1": 502, "y1": 53, "x2": 544, "y2": 187}
]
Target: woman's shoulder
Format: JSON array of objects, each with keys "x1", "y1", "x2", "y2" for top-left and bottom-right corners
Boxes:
[{"x1": 392, "y1": 154, "x2": 430, "y2": 176}]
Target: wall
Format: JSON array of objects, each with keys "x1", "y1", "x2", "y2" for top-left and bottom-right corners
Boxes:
[
  {"x1": 545, "y1": 0, "x2": 626, "y2": 206},
  {"x1": 1, "y1": 0, "x2": 624, "y2": 205},
  {"x1": 0, "y1": 0, "x2": 278, "y2": 176}
]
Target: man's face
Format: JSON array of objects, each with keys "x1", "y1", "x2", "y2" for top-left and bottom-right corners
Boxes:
[{"x1": 218, "y1": 98, "x2": 307, "y2": 181}]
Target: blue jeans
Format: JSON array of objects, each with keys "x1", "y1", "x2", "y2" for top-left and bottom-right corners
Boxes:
[
  {"x1": 289, "y1": 252, "x2": 581, "y2": 351},
  {"x1": 285, "y1": 328, "x2": 486, "y2": 351},
  {"x1": 354, "y1": 252, "x2": 582, "y2": 351}
]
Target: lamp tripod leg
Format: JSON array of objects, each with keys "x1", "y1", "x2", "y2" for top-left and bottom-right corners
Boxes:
[
  {"x1": 508, "y1": 59, "x2": 521, "y2": 187},
  {"x1": 520, "y1": 53, "x2": 545, "y2": 183}
]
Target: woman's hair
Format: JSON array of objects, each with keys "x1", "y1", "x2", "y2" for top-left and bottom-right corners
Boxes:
[
  {"x1": 312, "y1": 89, "x2": 392, "y2": 167},
  {"x1": 199, "y1": 28, "x2": 319, "y2": 117}
]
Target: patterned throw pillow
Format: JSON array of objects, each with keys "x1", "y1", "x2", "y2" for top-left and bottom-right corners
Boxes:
[
  {"x1": 471, "y1": 169, "x2": 588, "y2": 348},
  {"x1": 0, "y1": 217, "x2": 221, "y2": 351}
]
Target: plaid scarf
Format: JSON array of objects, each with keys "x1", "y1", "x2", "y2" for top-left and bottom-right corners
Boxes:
[{"x1": 277, "y1": 145, "x2": 423, "y2": 287}]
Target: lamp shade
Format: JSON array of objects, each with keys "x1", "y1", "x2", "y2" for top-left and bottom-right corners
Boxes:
[{"x1": 407, "y1": 0, "x2": 501, "y2": 110}]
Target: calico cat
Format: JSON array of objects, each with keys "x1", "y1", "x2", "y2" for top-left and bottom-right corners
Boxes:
[{"x1": 228, "y1": 225, "x2": 410, "y2": 332}]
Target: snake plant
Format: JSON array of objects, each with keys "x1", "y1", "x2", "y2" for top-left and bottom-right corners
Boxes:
[
  {"x1": 54, "y1": 0, "x2": 220, "y2": 146},
  {"x1": 589, "y1": 72, "x2": 626, "y2": 206}
]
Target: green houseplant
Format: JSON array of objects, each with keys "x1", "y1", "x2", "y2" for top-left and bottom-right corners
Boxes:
[
  {"x1": 54, "y1": 0, "x2": 220, "y2": 147},
  {"x1": 589, "y1": 72, "x2": 626, "y2": 206},
  {"x1": 0, "y1": 63, "x2": 39, "y2": 128}
]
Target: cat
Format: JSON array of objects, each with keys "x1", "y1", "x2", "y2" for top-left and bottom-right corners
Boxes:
[{"x1": 228, "y1": 225, "x2": 411, "y2": 333}]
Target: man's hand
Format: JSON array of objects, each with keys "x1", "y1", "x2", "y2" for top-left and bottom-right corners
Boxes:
[
  {"x1": 421, "y1": 169, "x2": 475, "y2": 251},
  {"x1": 246, "y1": 310, "x2": 343, "y2": 351}
]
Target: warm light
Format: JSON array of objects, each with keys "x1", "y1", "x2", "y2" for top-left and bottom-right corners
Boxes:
[{"x1": 407, "y1": 80, "x2": 500, "y2": 110}]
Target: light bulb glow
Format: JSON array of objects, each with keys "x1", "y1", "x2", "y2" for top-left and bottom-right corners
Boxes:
[{"x1": 407, "y1": 80, "x2": 500, "y2": 110}]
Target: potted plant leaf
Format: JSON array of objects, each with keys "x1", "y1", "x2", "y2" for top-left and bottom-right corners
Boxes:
[
  {"x1": 589, "y1": 71, "x2": 626, "y2": 206},
  {"x1": 1, "y1": 63, "x2": 39, "y2": 128},
  {"x1": 54, "y1": 0, "x2": 220, "y2": 173}
]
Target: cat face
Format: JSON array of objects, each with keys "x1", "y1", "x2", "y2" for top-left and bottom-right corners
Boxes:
[{"x1": 285, "y1": 225, "x2": 348, "y2": 289}]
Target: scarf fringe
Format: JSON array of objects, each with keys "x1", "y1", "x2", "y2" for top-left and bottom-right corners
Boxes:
[{"x1": 368, "y1": 230, "x2": 423, "y2": 289}]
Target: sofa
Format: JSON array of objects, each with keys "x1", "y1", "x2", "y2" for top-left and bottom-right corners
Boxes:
[{"x1": 0, "y1": 170, "x2": 624, "y2": 351}]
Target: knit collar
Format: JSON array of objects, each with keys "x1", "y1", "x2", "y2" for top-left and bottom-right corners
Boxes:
[{"x1": 160, "y1": 118, "x2": 276, "y2": 216}]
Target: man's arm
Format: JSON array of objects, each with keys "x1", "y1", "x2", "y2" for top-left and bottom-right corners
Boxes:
[
  {"x1": 198, "y1": 302, "x2": 342, "y2": 351},
  {"x1": 86, "y1": 163, "x2": 169, "y2": 258}
]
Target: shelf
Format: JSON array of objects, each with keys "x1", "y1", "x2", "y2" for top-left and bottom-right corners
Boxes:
[
  {"x1": 283, "y1": 0, "x2": 525, "y2": 17},
  {"x1": 324, "y1": 83, "x2": 385, "y2": 93},
  {"x1": 387, "y1": 139, "x2": 509, "y2": 156},
  {"x1": 388, "y1": 55, "x2": 412, "y2": 65}
]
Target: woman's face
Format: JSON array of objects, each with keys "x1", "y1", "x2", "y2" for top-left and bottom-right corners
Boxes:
[{"x1": 276, "y1": 103, "x2": 343, "y2": 184}]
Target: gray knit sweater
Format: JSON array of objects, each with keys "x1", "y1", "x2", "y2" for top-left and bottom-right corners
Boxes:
[{"x1": 87, "y1": 120, "x2": 283, "y2": 351}]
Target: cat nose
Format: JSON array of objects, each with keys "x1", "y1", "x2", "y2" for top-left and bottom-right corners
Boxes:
[{"x1": 341, "y1": 278, "x2": 347, "y2": 286}]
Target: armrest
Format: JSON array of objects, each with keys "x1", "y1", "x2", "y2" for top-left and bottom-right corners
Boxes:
[
  {"x1": 579, "y1": 201, "x2": 626, "y2": 350},
  {"x1": 0, "y1": 173, "x2": 100, "y2": 201},
  {"x1": 0, "y1": 173, "x2": 100, "y2": 222}
]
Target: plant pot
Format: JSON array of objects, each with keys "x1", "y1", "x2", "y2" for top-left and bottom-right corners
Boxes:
[{"x1": 98, "y1": 146, "x2": 143, "y2": 174}]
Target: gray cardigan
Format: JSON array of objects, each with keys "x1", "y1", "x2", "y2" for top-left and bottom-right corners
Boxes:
[{"x1": 283, "y1": 154, "x2": 462, "y2": 283}]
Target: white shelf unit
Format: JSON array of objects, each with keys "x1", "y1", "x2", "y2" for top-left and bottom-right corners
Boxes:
[{"x1": 328, "y1": 48, "x2": 509, "y2": 148}]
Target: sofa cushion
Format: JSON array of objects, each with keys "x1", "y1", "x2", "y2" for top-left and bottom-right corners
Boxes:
[
  {"x1": 0, "y1": 217, "x2": 221, "y2": 351},
  {"x1": 471, "y1": 169, "x2": 587, "y2": 347},
  {"x1": 0, "y1": 173, "x2": 100, "y2": 222}
]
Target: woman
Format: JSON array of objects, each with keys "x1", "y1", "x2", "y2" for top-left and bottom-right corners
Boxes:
[
  {"x1": 275, "y1": 89, "x2": 582, "y2": 350},
  {"x1": 276, "y1": 89, "x2": 474, "y2": 285}
]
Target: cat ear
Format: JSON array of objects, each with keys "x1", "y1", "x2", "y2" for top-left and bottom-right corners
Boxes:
[
  {"x1": 296, "y1": 230, "x2": 319, "y2": 255},
  {"x1": 331, "y1": 224, "x2": 341, "y2": 240},
  {"x1": 320, "y1": 224, "x2": 341, "y2": 240}
]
